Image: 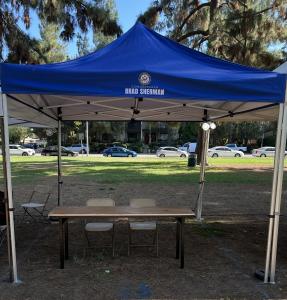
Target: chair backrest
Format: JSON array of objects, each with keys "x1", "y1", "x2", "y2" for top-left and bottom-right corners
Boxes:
[
  {"x1": 129, "y1": 198, "x2": 156, "y2": 208},
  {"x1": 33, "y1": 185, "x2": 52, "y2": 194},
  {"x1": 86, "y1": 198, "x2": 115, "y2": 207},
  {"x1": 29, "y1": 185, "x2": 52, "y2": 207}
]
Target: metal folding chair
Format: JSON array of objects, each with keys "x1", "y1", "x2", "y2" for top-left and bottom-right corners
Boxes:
[
  {"x1": 128, "y1": 198, "x2": 159, "y2": 256},
  {"x1": 84, "y1": 198, "x2": 116, "y2": 256},
  {"x1": 21, "y1": 185, "x2": 52, "y2": 222}
]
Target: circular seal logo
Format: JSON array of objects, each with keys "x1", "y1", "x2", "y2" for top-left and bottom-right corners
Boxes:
[{"x1": 138, "y1": 72, "x2": 151, "y2": 85}]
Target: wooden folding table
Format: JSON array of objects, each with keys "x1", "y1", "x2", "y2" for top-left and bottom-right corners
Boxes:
[{"x1": 48, "y1": 206, "x2": 195, "y2": 269}]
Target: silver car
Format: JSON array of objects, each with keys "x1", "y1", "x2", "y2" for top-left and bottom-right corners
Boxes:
[
  {"x1": 156, "y1": 147, "x2": 188, "y2": 158},
  {"x1": 208, "y1": 146, "x2": 244, "y2": 158},
  {"x1": 0, "y1": 144, "x2": 36, "y2": 156},
  {"x1": 252, "y1": 146, "x2": 287, "y2": 157}
]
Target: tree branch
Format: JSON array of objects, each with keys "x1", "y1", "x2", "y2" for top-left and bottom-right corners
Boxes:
[
  {"x1": 177, "y1": 30, "x2": 209, "y2": 42},
  {"x1": 227, "y1": 5, "x2": 278, "y2": 21},
  {"x1": 178, "y1": 2, "x2": 211, "y2": 33}
]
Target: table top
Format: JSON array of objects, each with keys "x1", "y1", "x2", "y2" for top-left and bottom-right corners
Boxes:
[{"x1": 48, "y1": 206, "x2": 195, "y2": 218}]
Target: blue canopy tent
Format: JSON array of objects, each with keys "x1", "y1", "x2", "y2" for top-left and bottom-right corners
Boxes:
[{"x1": 0, "y1": 22, "x2": 286, "y2": 284}]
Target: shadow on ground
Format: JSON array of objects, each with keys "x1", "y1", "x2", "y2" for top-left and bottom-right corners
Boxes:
[{"x1": 1, "y1": 218, "x2": 287, "y2": 299}]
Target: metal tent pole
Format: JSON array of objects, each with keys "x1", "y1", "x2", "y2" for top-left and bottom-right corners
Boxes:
[
  {"x1": 195, "y1": 128, "x2": 210, "y2": 221},
  {"x1": 264, "y1": 103, "x2": 284, "y2": 283},
  {"x1": 0, "y1": 117, "x2": 13, "y2": 281},
  {"x1": 269, "y1": 91, "x2": 287, "y2": 283},
  {"x1": 57, "y1": 111, "x2": 62, "y2": 206},
  {"x1": 86, "y1": 121, "x2": 89, "y2": 156},
  {"x1": 1, "y1": 93, "x2": 19, "y2": 283}
]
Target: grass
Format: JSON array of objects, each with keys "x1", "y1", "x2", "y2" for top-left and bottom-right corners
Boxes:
[{"x1": 0, "y1": 155, "x2": 282, "y2": 186}]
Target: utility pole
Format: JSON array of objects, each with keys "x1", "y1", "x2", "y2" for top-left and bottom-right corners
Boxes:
[{"x1": 86, "y1": 121, "x2": 89, "y2": 156}]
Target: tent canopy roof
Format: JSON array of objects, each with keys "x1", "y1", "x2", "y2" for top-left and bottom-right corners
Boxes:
[{"x1": 0, "y1": 22, "x2": 286, "y2": 125}]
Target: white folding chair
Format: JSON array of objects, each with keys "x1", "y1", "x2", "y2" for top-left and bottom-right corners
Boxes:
[
  {"x1": 21, "y1": 185, "x2": 52, "y2": 222},
  {"x1": 84, "y1": 198, "x2": 116, "y2": 256},
  {"x1": 128, "y1": 198, "x2": 158, "y2": 256}
]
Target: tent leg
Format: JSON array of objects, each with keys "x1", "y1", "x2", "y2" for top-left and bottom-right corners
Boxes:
[
  {"x1": 57, "y1": 116, "x2": 62, "y2": 206},
  {"x1": 1, "y1": 93, "x2": 19, "y2": 283},
  {"x1": 269, "y1": 96, "x2": 287, "y2": 283},
  {"x1": 86, "y1": 121, "x2": 89, "y2": 156},
  {"x1": 264, "y1": 103, "x2": 284, "y2": 283},
  {"x1": 195, "y1": 128, "x2": 210, "y2": 221},
  {"x1": 0, "y1": 116, "x2": 13, "y2": 281}
]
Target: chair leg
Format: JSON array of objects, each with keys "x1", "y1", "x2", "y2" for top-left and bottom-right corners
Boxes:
[
  {"x1": 128, "y1": 225, "x2": 131, "y2": 256},
  {"x1": 84, "y1": 230, "x2": 91, "y2": 247},
  {"x1": 33, "y1": 208, "x2": 46, "y2": 222},
  {"x1": 155, "y1": 225, "x2": 159, "y2": 257},
  {"x1": 23, "y1": 208, "x2": 38, "y2": 223},
  {"x1": 0, "y1": 229, "x2": 6, "y2": 248},
  {"x1": 112, "y1": 224, "x2": 115, "y2": 257},
  {"x1": 21, "y1": 208, "x2": 28, "y2": 223}
]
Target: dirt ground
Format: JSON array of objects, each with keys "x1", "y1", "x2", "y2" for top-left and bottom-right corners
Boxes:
[{"x1": 1, "y1": 177, "x2": 287, "y2": 299}]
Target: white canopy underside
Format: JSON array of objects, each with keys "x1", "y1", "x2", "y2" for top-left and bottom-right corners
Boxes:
[
  {"x1": 8, "y1": 118, "x2": 50, "y2": 127},
  {"x1": 6, "y1": 93, "x2": 279, "y2": 127}
]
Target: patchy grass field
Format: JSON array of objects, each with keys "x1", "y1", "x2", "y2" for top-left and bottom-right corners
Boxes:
[
  {"x1": 0, "y1": 155, "x2": 283, "y2": 186},
  {"x1": 1, "y1": 155, "x2": 287, "y2": 299}
]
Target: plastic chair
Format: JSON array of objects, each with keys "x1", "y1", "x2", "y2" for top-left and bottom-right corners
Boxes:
[
  {"x1": 84, "y1": 198, "x2": 116, "y2": 256},
  {"x1": 21, "y1": 185, "x2": 52, "y2": 222},
  {"x1": 128, "y1": 198, "x2": 158, "y2": 256}
]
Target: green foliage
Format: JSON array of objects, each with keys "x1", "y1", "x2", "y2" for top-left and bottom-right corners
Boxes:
[
  {"x1": 210, "y1": 121, "x2": 276, "y2": 147},
  {"x1": 38, "y1": 21, "x2": 68, "y2": 63},
  {"x1": 139, "y1": 0, "x2": 287, "y2": 68},
  {"x1": 178, "y1": 123, "x2": 199, "y2": 144},
  {"x1": 76, "y1": 33, "x2": 91, "y2": 57},
  {"x1": 1, "y1": 0, "x2": 122, "y2": 63},
  {"x1": 9, "y1": 127, "x2": 32, "y2": 144},
  {"x1": 207, "y1": 0, "x2": 287, "y2": 69}
]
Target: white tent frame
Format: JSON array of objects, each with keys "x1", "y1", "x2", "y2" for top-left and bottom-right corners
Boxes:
[{"x1": 0, "y1": 83, "x2": 286, "y2": 285}]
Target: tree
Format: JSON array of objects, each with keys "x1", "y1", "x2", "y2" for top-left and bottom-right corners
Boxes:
[
  {"x1": 93, "y1": 0, "x2": 118, "y2": 50},
  {"x1": 76, "y1": 33, "x2": 92, "y2": 57},
  {"x1": 38, "y1": 21, "x2": 68, "y2": 63},
  {"x1": 207, "y1": 0, "x2": 287, "y2": 69},
  {"x1": 139, "y1": 0, "x2": 287, "y2": 68},
  {"x1": 1, "y1": 0, "x2": 122, "y2": 63},
  {"x1": 9, "y1": 127, "x2": 32, "y2": 144},
  {"x1": 178, "y1": 123, "x2": 199, "y2": 144}
]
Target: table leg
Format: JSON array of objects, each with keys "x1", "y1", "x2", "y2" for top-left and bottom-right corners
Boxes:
[
  {"x1": 179, "y1": 217, "x2": 184, "y2": 269},
  {"x1": 176, "y1": 218, "x2": 180, "y2": 259},
  {"x1": 64, "y1": 219, "x2": 69, "y2": 260},
  {"x1": 59, "y1": 218, "x2": 65, "y2": 269}
]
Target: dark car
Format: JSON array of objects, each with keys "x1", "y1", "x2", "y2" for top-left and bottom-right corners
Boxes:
[
  {"x1": 23, "y1": 143, "x2": 44, "y2": 153},
  {"x1": 41, "y1": 146, "x2": 78, "y2": 157},
  {"x1": 103, "y1": 147, "x2": 137, "y2": 157}
]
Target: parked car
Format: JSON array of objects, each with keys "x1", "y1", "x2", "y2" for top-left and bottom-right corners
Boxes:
[
  {"x1": 156, "y1": 147, "x2": 188, "y2": 158},
  {"x1": 252, "y1": 146, "x2": 287, "y2": 157},
  {"x1": 179, "y1": 142, "x2": 197, "y2": 153},
  {"x1": 208, "y1": 146, "x2": 244, "y2": 158},
  {"x1": 41, "y1": 146, "x2": 78, "y2": 156},
  {"x1": 2, "y1": 144, "x2": 36, "y2": 156},
  {"x1": 22, "y1": 143, "x2": 44, "y2": 153},
  {"x1": 225, "y1": 143, "x2": 247, "y2": 152},
  {"x1": 103, "y1": 147, "x2": 137, "y2": 157},
  {"x1": 66, "y1": 144, "x2": 88, "y2": 154}
]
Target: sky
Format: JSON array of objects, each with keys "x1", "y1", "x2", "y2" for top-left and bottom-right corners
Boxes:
[
  {"x1": 20, "y1": 0, "x2": 152, "y2": 58},
  {"x1": 115, "y1": 0, "x2": 152, "y2": 31}
]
